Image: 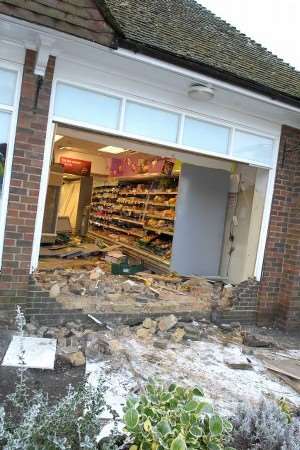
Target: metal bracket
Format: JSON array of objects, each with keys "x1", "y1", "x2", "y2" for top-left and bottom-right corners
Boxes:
[{"x1": 281, "y1": 136, "x2": 299, "y2": 168}]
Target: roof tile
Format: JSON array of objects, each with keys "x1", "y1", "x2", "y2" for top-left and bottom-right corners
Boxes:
[
  {"x1": 0, "y1": 0, "x2": 115, "y2": 45},
  {"x1": 102, "y1": 0, "x2": 300, "y2": 102}
]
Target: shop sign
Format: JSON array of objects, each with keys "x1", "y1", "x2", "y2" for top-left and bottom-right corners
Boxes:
[
  {"x1": 110, "y1": 156, "x2": 174, "y2": 177},
  {"x1": 60, "y1": 157, "x2": 91, "y2": 176}
]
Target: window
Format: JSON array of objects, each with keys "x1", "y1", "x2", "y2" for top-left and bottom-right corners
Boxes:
[
  {"x1": 0, "y1": 64, "x2": 20, "y2": 267},
  {"x1": 182, "y1": 116, "x2": 230, "y2": 154},
  {"x1": 54, "y1": 83, "x2": 121, "y2": 130},
  {"x1": 53, "y1": 82, "x2": 275, "y2": 167},
  {"x1": 232, "y1": 131, "x2": 274, "y2": 165},
  {"x1": 0, "y1": 112, "x2": 11, "y2": 209},
  {"x1": 0, "y1": 67, "x2": 17, "y2": 106},
  {"x1": 124, "y1": 101, "x2": 179, "y2": 143}
]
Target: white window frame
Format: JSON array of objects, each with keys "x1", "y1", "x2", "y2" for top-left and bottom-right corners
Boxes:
[
  {"x1": 30, "y1": 76, "x2": 280, "y2": 279},
  {"x1": 52, "y1": 80, "x2": 277, "y2": 169},
  {"x1": 0, "y1": 60, "x2": 23, "y2": 268}
]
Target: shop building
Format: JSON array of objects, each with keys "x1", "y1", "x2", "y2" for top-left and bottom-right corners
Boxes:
[{"x1": 0, "y1": 0, "x2": 299, "y2": 329}]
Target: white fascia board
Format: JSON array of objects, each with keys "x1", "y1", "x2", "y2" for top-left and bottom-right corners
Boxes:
[{"x1": 116, "y1": 48, "x2": 300, "y2": 115}]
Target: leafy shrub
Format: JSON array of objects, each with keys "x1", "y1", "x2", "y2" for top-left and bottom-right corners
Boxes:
[
  {"x1": 123, "y1": 381, "x2": 234, "y2": 450},
  {"x1": 229, "y1": 398, "x2": 300, "y2": 450},
  {"x1": 0, "y1": 377, "x2": 108, "y2": 450}
]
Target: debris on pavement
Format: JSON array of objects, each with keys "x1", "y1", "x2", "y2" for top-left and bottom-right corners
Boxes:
[{"x1": 8, "y1": 315, "x2": 299, "y2": 418}]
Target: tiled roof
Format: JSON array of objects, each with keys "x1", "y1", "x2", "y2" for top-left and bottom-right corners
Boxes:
[
  {"x1": 1, "y1": 0, "x2": 300, "y2": 105},
  {"x1": 0, "y1": 0, "x2": 116, "y2": 47},
  {"x1": 101, "y1": 0, "x2": 300, "y2": 105}
]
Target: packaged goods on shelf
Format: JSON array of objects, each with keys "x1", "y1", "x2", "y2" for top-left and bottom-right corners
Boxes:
[{"x1": 89, "y1": 177, "x2": 178, "y2": 261}]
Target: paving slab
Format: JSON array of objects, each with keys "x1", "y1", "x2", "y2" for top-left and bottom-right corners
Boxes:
[{"x1": 2, "y1": 336, "x2": 57, "y2": 370}]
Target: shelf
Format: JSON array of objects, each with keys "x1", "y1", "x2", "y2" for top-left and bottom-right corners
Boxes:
[
  {"x1": 90, "y1": 220, "x2": 143, "y2": 238},
  {"x1": 117, "y1": 200, "x2": 146, "y2": 205},
  {"x1": 118, "y1": 191, "x2": 177, "y2": 196},
  {"x1": 146, "y1": 214, "x2": 174, "y2": 221},
  {"x1": 148, "y1": 202, "x2": 176, "y2": 208},
  {"x1": 112, "y1": 216, "x2": 144, "y2": 226},
  {"x1": 144, "y1": 227, "x2": 174, "y2": 236},
  {"x1": 122, "y1": 208, "x2": 144, "y2": 215},
  {"x1": 147, "y1": 192, "x2": 177, "y2": 196},
  {"x1": 91, "y1": 208, "x2": 114, "y2": 214}
]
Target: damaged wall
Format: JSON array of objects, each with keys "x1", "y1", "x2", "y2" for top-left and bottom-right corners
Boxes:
[{"x1": 220, "y1": 165, "x2": 268, "y2": 284}]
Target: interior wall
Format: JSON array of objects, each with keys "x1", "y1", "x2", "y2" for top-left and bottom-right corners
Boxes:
[
  {"x1": 58, "y1": 180, "x2": 80, "y2": 230},
  {"x1": 55, "y1": 148, "x2": 109, "y2": 176},
  {"x1": 171, "y1": 164, "x2": 230, "y2": 277},
  {"x1": 220, "y1": 165, "x2": 268, "y2": 284}
]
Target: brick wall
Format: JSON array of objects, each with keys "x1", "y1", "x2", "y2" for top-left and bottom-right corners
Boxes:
[
  {"x1": 0, "y1": 49, "x2": 55, "y2": 316},
  {"x1": 258, "y1": 125, "x2": 300, "y2": 329},
  {"x1": 216, "y1": 278, "x2": 258, "y2": 325}
]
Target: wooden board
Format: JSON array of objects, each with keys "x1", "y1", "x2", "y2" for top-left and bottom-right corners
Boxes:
[
  {"x1": 271, "y1": 372, "x2": 300, "y2": 394},
  {"x1": 262, "y1": 357, "x2": 300, "y2": 381}
]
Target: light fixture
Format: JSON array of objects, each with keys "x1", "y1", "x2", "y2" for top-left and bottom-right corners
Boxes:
[
  {"x1": 97, "y1": 146, "x2": 127, "y2": 154},
  {"x1": 188, "y1": 83, "x2": 215, "y2": 101},
  {"x1": 54, "y1": 134, "x2": 63, "y2": 143}
]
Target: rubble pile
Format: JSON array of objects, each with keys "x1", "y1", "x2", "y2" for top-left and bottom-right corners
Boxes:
[
  {"x1": 17, "y1": 314, "x2": 300, "y2": 415},
  {"x1": 34, "y1": 268, "x2": 214, "y2": 315}
]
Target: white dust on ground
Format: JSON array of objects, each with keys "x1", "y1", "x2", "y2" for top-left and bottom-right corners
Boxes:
[{"x1": 87, "y1": 336, "x2": 300, "y2": 418}]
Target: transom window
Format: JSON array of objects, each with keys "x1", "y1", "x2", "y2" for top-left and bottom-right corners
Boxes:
[{"x1": 54, "y1": 82, "x2": 275, "y2": 167}]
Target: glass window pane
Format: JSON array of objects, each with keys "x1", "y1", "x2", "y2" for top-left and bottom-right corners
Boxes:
[
  {"x1": 0, "y1": 111, "x2": 11, "y2": 207},
  {"x1": 0, "y1": 67, "x2": 17, "y2": 106},
  {"x1": 233, "y1": 131, "x2": 273, "y2": 165},
  {"x1": 182, "y1": 117, "x2": 230, "y2": 154},
  {"x1": 124, "y1": 101, "x2": 179, "y2": 143},
  {"x1": 54, "y1": 83, "x2": 121, "y2": 130}
]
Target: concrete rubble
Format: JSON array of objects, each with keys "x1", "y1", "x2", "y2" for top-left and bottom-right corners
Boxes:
[
  {"x1": 21, "y1": 315, "x2": 300, "y2": 417},
  {"x1": 34, "y1": 267, "x2": 215, "y2": 315},
  {"x1": 27, "y1": 265, "x2": 300, "y2": 416}
]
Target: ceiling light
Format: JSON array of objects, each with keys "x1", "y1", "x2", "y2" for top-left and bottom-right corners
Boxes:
[
  {"x1": 188, "y1": 83, "x2": 215, "y2": 101},
  {"x1": 54, "y1": 134, "x2": 63, "y2": 143},
  {"x1": 98, "y1": 146, "x2": 127, "y2": 154}
]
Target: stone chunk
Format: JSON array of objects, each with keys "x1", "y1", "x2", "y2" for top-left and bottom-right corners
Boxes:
[
  {"x1": 60, "y1": 350, "x2": 86, "y2": 367},
  {"x1": 242, "y1": 332, "x2": 274, "y2": 348},
  {"x1": 158, "y1": 314, "x2": 178, "y2": 332},
  {"x1": 219, "y1": 323, "x2": 233, "y2": 332},
  {"x1": 171, "y1": 327, "x2": 185, "y2": 343},
  {"x1": 136, "y1": 327, "x2": 154, "y2": 340},
  {"x1": 49, "y1": 283, "x2": 60, "y2": 298},
  {"x1": 89, "y1": 267, "x2": 104, "y2": 280},
  {"x1": 153, "y1": 340, "x2": 168, "y2": 350},
  {"x1": 143, "y1": 318, "x2": 157, "y2": 330}
]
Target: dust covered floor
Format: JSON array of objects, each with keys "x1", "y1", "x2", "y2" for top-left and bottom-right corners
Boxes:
[{"x1": 1, "y1": 316, "x2": 300, "y2": 418}]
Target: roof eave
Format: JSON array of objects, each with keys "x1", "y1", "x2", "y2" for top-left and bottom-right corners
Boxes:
[{"x1": 120, "y1": 38, "x2": 300, "y2": 110}]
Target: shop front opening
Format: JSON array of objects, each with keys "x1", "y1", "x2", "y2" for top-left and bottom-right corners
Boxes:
[{"x1": 38, "y1": 124, "x2": 269, "y2": 284}]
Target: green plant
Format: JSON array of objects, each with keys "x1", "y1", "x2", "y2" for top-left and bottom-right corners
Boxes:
[
  {"x1": 0, "y1": 378, "x2": 108, "y2": 450},
  {"x1": 229, "y1": 398, "x2": 300, "y2": 450},
  {"x1": 123, "y1": 382, "x2": 234, "y2": 450}
]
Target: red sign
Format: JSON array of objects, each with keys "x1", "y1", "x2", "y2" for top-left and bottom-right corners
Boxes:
[{"x1": 60, "y1": 157, "x2": 91, "y2": 176}]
